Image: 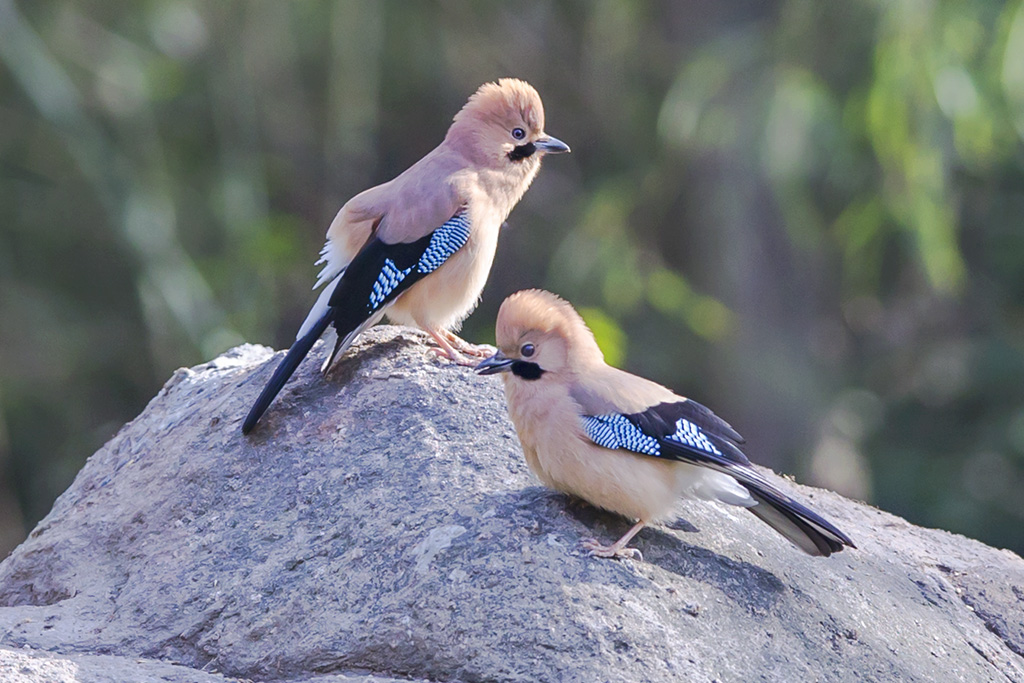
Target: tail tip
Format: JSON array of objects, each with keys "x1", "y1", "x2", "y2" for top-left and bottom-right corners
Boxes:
[{"x1": 241, "y1": 407, "x2": 263, "y2": 435}]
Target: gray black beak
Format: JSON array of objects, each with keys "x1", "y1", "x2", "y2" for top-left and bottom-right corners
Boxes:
[
  {"x1": 533, "y1": 135, "x2": 571, "y2": 154},
  {"x1": 475, "y1": 351, "x2": 515, "y2": 375}
]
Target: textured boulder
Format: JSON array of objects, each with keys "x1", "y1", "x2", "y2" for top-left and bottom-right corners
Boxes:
[
  {"x1": 0, "y1": 326, "x2": 1021, "y2": 682},
  {"x1": 0, "y1": 645, "x2": 239, "y2": 683},
  {"x1": 0, "y1": 645, "x2": 410, "y2": 683}
]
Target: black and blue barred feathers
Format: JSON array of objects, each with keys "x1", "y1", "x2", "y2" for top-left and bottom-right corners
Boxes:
[
  {"x1": 242, "y1": 211, "x2": 472, "y2": 434},
  {"x1": 583, "y1": 412, "x2": 723, "y2": 459},
  {"x1": 582, "y1": 400, "x2": 748, "y2": 467},
  {"x1": 583, "y1": 413, "x2": 663, "y2": 456},
  {"x1": 366, "y1": 213, "x2": 471, "y2": 314},
  {"x1": 580, "y1": 399, "x2": 854, "y2": 555},
  {"x1": 417, "y1": 213, "x2": 472, "y2": 274}
]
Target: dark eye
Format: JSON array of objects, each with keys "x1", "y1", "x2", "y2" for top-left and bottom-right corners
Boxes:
[
  {"x1": 521, "y1": 343, "x2": 535, "y2": 357},
  {"x1": 511, "y1": 127, "x2": 526, "y2": 140}
]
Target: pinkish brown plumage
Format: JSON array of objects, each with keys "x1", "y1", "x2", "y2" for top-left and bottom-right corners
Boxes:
[
  {"x1": 477, "y1": 289, "x2": 855, "y2": 560},
  {"x1": 243, "y1": 80, "x2": 569, "y2": 434}
]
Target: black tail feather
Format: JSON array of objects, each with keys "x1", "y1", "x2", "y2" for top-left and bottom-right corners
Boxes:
[
  {"x1": 242, "y1": 313, "x2": 332, "y2": 434},
  {"x1": 744, "y1": 483, "x2": 855, "y2": 557}
]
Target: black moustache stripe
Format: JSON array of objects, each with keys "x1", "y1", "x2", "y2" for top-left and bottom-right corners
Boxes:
[
  {"x1": 508, "y1": 142, "x2": 536, "y2": 162},
  {"x1": 511, "y1": 360, "x2": 544, "y2": 380}
]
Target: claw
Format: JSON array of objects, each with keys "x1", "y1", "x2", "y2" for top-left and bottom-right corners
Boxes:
[
  {"x1": 423, "y1": 326, "x2": 489, "y2": 366},
  {"x1": 429, "y1": 345, "x2": 477, "y2": 367},
  {"x1": 581, "y1": 538, "x2": 643, "y2": 561},
  {"x1": 579, "y1": 520, "x2": 647, "y2": 561},
  {"x1": 442, "y1": 330, "x2": 493, "y2": 358}
]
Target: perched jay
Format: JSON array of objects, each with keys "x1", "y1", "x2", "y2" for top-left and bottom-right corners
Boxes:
[
  {"x1": 243, "y1": 79, "x2": 569, "y2": 434},
  {"x1": 476, "y1": 289, "x2": 854, "y2": 559}
]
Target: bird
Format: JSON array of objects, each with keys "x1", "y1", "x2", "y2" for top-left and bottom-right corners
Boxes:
[
  {"x1": 242, "y1": 79, "x2": 570, "y2": 434},
  {"x1": 475, "y1": 289, "x2": 855, "y2": 560}
]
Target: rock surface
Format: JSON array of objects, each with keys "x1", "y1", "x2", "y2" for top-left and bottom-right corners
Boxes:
[
  {"x1": 0, "y1": 326, "x2": 1022, "y2": 682},
  {"x1": 0, "y1": 645, "x2": 411, "y2": 683}
]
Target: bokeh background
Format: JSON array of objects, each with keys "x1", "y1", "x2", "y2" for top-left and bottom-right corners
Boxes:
[{"x1": 2, "y1": 0, "x2": 1023, "y2": 559}]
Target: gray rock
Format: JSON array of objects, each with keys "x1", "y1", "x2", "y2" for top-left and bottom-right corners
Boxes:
[
  {"x1": 0, "y1": 645, "x2": 413, "y2": 683},
  {"x1": 0, "y1": 326, "x2": 1021, "y2": 682},
  {"x1": 0, "y1": 645, "x2": 238, "y2": 683}
]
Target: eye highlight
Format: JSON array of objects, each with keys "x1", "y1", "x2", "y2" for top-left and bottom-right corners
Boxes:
[
  {"x1": 511, "y1": 127, "x2": 526, "y2": 140},
  {"x1": 521, "y1": 343, "x2": 536, "y2": 357}
]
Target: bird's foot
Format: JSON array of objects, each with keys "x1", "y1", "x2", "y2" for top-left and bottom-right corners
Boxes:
[
  {"x1": 581, "y1": 537, "x2": 643, "y2": 562},
  {"x1": 428, "y1": 345, "x2": 478, "y2": 367},
  {"x1": 423, "y1": 326, "x2": 475, "y2": 366},
  {"x1": 424, "y1": 326, "x2": 491, "y2": 365},
  {"x1": 441, "y1": 331, "x2": 493, "y2": 358}
]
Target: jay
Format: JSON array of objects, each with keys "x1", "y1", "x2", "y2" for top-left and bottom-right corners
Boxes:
[
  {"x1": 243, "y1": 79, "x2": 569, "y2": 434},
  {"x1": 476, "y1": 289, "x2": 854, "y2": 559}
]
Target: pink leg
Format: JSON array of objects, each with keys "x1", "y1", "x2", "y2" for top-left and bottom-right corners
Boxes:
[
  {"x1": 581, "y1": 520, "x2": 646, "y2": 561},
  {"x1": 441, "y1": 330, "x2": 492, "y2": 358},
  {"x1": 423, "y1": 326, "x2": 477, "y2": 366}
]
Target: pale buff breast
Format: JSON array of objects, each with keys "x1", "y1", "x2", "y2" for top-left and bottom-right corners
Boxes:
[{"x1": 504, "y1": 378, "x2": 683, "y2": 524}]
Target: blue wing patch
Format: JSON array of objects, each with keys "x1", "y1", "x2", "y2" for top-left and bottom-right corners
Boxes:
[
  {"x1": 417, "y1": 213, "x2": 471, "y2": 274},
  {"x1": 582, "y1": 414, "x2": 723, "y2": 458},
  {"x1": 364, "y1": 212, "x2": 472, "y2": 314},
  {"x1": 582, "y1": 414, "x2": 661, "y2": 456},
  {"x1": 369, "y1": 259, "x2": 414, "y2": 311},
  {"x1": 667, "y1": 418, "x2": 723, "y2": 456},
  {"x1": 582, "y1": 404, "x2": 855, "y2": 555}
]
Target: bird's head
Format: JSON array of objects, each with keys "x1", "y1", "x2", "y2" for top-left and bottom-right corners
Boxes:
[
  {"x1": 476, "y1": 289, "x2": 602, "y2": 382},
  {"x1": 448, "y1": 79, "x2": 570, "y2": 170}
]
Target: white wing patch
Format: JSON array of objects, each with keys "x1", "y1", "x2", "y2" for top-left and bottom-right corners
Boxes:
[
  {"x1": 678, "y1": 467, "x2": 756, "y2": 507},
  {"x1": 297, "y1": 272, "x2": 342, "y2": 340},
  {"x1": 313, "y1": 239, "x2": 346, "y2": 291},
  {"x1": 297, "y1": 237, "x2": 352, "y2": 341}
]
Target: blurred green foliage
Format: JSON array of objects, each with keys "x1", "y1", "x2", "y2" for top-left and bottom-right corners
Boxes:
[{"x1": 1, "y1": 0, "x2": 1023, "y2": 557}]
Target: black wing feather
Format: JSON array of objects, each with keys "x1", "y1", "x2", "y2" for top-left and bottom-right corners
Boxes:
[
  {"x1": 329, "y1": 211, "x2": 471, "y2": 337},
  {"x1": 326, "y1": 233, "x2": 433, "y2": 336},
  {"x1": 625, "y1": 400, "x2": 749, "y2": 466},
  {"x1": 656, "y1": 438, "x2": 855, "y2": 555},
  {"x1": 626, "y1": 400, "x2": 744, "y2": 443},
  {"x1": 582, "y1": 405, "x2": 855, "y2": 555},
  {"x1": 242, "y1": 212, "x2": 470, "y2": 434}
]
